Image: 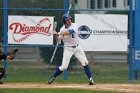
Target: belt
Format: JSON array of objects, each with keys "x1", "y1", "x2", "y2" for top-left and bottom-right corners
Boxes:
[{"x1": 71, "y1": 44, "x2": 78, "y2": 48}]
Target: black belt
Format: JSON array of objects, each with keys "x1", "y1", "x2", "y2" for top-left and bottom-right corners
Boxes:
[{"x1": 71, "y1": 44, "x2": 78, "y2": 48}]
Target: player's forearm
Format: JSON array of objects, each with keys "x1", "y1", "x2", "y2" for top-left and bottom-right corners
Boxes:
[
  {"x1": 55, "y1": 35, "x2": 61, "y2": 44},
  {"x1": 52, "y1": 30, "x2": 70, "y2": 35},
  {"x1": 59, "y1": 30, "x2": 70, "y2": 35}
]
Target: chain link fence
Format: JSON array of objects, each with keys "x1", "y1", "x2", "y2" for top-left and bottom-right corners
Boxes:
[{"x1": 0, "y1": 0, "x2": 135, "y2": 83}]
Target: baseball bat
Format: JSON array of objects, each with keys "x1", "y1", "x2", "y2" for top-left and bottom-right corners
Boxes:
[
  {"x1": 67, "y1": 2, "x2": 72, "y2": 14},
  {"x1": 48, "y1": 22, "x2": 57, "y2": 69}
]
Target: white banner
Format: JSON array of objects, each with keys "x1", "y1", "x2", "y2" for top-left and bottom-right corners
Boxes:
[
  {"x1": 75, "y1": 14, "x2": 128, "y2": 51},
  {"x1": 8, "y1": 15, "x2": 54, "y2": 45}
]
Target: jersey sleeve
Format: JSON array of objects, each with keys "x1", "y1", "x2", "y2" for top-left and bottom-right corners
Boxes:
[{"x1": 68, "y1": 23, "x2": 78, "y2": 34}]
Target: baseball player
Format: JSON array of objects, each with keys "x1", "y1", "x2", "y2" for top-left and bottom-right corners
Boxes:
[
  {"x1": 0, "y1": 45, "x2": 18, "y2": 84},
  {"x1": 47, "y1": 14, "x2": 95, "y2": 85}
]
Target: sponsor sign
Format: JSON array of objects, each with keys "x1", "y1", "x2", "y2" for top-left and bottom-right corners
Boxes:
[
  {"x1": 75, "y1": 14, "x2": 128, "y2": 51},
  {"x1": 8, "y1": 16, "x2": 54, "y2": 45}
]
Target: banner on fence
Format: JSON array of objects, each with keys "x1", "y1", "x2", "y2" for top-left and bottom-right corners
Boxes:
[
  {"x1": 8, "y1": 15, "x2": 54, "y2": 45},
  {"x1": 75, "y1": 14, "x2": 128, "y2": 51}
]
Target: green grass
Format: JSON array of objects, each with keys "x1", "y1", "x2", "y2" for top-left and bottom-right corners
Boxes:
[
  {"x1": 0, "y1": 62, "x2": 138, "y2": 93},
  {"x1": 0, "y1": 62, "x2": 133, "y2": 84},
  {"x1": 0, "y1": 88, "x2": 127, "y2": 93}
]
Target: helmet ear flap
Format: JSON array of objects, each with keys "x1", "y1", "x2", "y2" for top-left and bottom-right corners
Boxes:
[{"x1": 63, "y1": 19, "x2": 66, "y2": 24}]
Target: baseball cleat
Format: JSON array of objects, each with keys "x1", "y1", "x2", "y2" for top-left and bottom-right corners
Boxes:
[
  {"x1": 47, "y1": 77, "x2": 55, "y2": 84},
  {"x1": 89, "y1": 78, "x2": 96, "y2": 85}
]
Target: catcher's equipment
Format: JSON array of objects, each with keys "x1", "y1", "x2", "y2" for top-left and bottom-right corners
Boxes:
[
  {"x1": 0, "y1": 68, "x2": 6, "y2": 80},
  {"x1": 11, "y1": 48, "x2": 18, "y2": 56},
  {"x1": 11, "y1": 48, "x2": 18, "y2": 60},
  {"x1": 7, "y1": 48, "x2": 18, "y2": 60},
  {"x1": 0, "y1": 68, "x2": 6, "y2": 84},
  {"x1": 0, "y1": 50, "x2": 3, "y2": 55}
]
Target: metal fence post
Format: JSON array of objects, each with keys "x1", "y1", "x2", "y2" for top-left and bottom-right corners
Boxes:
[
  {"x1": 134, "y1": 0, "x2": 140, "y2": 80},
  {"x1": 128, "y1": 0, "x2": 133, "y2": 81},
  {"x1": 64, "y1": 0, "x2": 68, "y2": 13},
  {"x1": 63, "y1": 0, "x2": 68, "y2": 80},
  {"x1": 3, "y1": 0, "x2": 8, "y2": 79}
]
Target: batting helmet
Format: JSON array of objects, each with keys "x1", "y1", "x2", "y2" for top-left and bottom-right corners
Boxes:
[{"x1": 62, "y1": 14, "x2": 72, "y2": 24}]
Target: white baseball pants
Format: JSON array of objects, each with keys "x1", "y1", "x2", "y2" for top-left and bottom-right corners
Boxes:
[{"x1": 59, "y1": 45, "x2": 89, "y2": 71}]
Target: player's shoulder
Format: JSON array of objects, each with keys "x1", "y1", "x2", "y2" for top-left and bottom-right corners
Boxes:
[
  {"x1": 70, "y1": 23, "x2": 77, "y2": 29},
  {"x1": 71, "y1": 23, "x2": 77, "y2": 26},
  {"x1": 60, "y1": 25, "x2": 65, "y2": 31}
]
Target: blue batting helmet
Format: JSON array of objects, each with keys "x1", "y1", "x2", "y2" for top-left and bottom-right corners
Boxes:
[{"x1": 62, "y1": 14, "x2": 72, "y2": 24}]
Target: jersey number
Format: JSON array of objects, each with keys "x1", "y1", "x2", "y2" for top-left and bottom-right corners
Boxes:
[{"x1": 72, "y1": 34, "x2": 75, "y2": 38}]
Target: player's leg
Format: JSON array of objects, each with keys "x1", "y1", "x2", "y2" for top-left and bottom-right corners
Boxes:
[
  {"x1": 74, "y1": 46, "x2": 95, "y2": 85},
  {"x1": 47, "y1": 47, "x2": 74, "y2": 84},
  {"x1": 0, "y1": 68, "x2": 6, "y2": 84},
  {"x1": 74, "y1": 46, "x2": 91, "y2": 78}
]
